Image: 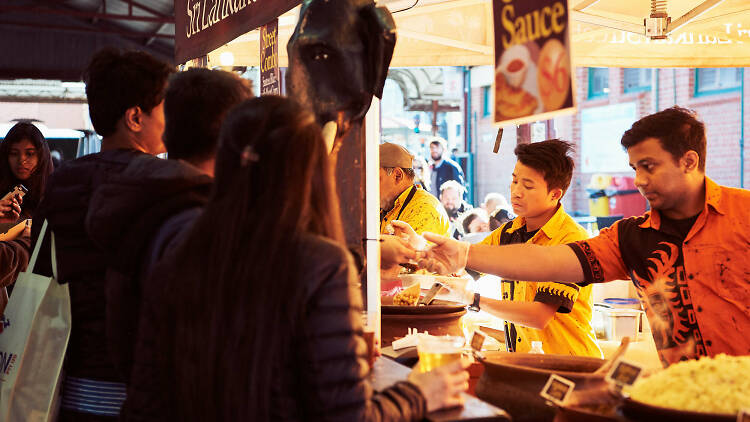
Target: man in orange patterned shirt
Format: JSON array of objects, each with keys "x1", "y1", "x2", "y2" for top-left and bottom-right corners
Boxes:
[{"x1": 419, "y1": 107, "x2": 750, "y2": 367}]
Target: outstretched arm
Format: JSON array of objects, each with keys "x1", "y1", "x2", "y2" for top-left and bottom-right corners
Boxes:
[
  {"x1": 468, "y1": 243, "x2": 584, "y2": 283},
  {"x1": 479, "y1": 297, "x2": 557, "y2": 330},
  {"x1": 420, "y1": 233, "x2": 584, "y2": 283}
]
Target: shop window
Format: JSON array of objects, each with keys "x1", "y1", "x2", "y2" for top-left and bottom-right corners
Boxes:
[
  {"x1": 623, "y1": 68, "x2": 652, "y2": 93},
  {"x1": 588, "y1": 68, "x2": 609, "y2": 99},
  {"x1": 482, "y1": 86, "x2": 491, "y2": 117},
  {"x1": 695, "y1": 68, "x2": 742, "y2": 96}
]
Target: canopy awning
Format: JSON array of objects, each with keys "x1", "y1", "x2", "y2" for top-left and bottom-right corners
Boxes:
[{"x1": 207, "y1": 0, "x2": 750, "y2": 68}]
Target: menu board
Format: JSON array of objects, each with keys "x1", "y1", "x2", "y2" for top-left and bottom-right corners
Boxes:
[
  {"x1": 493, "y1": 0, "x2": 576, "y2": 126},
  {"x1": 260, "y1": 19, "x2": 280, "y2": 95}
]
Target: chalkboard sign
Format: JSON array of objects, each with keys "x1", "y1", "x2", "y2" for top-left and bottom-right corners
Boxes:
[
  {"x1": 539, "y1": 374, "x2": 575, "y2": 406},
  {"x1": 605, "y1": 358, "x2": 642, "y2": 387}
]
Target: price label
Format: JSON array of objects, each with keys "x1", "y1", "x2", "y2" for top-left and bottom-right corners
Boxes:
[
  {"x1": 737, "y1": 409, "x2": 750, "y2": 422},
  {"x1": 539, "y1": 374, "x2": 575, "y2": 406},
  {"x1": 605, "y1": 358, "x2": 642, "y2": 387},
  {"x1": 470, "y1": 330, "x2": 486, "y2": 352}
]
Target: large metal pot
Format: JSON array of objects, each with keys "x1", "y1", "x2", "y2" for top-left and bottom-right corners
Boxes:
[
  {"x1": 475, "y1": 352, "x2": 606, "y2": 422},
  {"x1": 380, "y1": 303, "x2": 466, "y2": 347}
]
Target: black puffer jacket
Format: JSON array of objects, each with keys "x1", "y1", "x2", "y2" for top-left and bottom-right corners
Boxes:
[
  {"x1": 31, "y1": 150, "x2": 212, "y2": 382},
  {"x1": 122, "y1": 233, "x2": 427, "y2": 421},
  {"x1": 86, "y1": 155, "x2": 213, "y2": 381}
]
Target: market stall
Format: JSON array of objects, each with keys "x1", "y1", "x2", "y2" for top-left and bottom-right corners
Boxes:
[{"x1": 207, "y1": 0, "x2": 750, "y2": 68}]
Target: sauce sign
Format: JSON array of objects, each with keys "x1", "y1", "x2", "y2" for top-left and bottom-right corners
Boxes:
[{"x1": 493, "y1": 0, "x2": 576, "y2": 126}]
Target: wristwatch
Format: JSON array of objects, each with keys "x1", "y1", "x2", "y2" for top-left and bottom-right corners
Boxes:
[{"x1": 468, "y1": 292, "x2": 481, "y2": 312}]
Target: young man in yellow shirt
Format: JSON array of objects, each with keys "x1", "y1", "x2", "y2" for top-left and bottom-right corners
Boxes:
[{"x1": 476, "y1": 140, "x2": 601, "y2": 357}]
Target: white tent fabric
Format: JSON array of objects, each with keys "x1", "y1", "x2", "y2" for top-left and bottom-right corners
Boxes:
[{"x1": 208, "y1": 0, "x2": 750, "y2": 68}]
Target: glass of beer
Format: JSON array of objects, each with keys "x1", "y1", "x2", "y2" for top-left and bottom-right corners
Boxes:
[{"x1": 416, "y1": 335, "x2": 466, "y2": 373}]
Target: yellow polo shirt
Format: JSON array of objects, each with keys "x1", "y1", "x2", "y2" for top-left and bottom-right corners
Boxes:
[
  {"x1": 380, "y1": 185, "x2": 450, "y2": 237},
  {"x1": 481, "y1": 205, "x2": 602, "y2": 357}
]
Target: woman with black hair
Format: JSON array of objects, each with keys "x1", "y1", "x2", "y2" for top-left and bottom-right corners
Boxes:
[
  {"x1": 122, "y1": 96, "x2": 468, "y2": 421},
  {"x1": 0, "y1": 122, "x2": 53, "y2": 221}
]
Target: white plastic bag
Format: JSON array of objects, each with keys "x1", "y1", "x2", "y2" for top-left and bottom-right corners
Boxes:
[{"x1": 0, "y1": 220, "x2": 71, "y2": 422}]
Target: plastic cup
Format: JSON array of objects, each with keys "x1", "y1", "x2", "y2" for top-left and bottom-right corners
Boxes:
[{"x1": 416, "y1": 335, "x2": 466, "y2": 373}]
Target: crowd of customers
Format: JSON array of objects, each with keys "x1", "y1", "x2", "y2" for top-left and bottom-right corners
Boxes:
[{"x1": 0, "y1": 48, "x2": 469, "y2": 421}]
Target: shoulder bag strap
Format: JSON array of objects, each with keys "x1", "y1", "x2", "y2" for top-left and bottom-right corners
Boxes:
[{"x1": 27, "y1": 219, "x2": 59, "y2": 280}]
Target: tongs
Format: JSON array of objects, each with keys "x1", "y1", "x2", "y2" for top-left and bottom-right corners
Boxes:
[{"x1": 418, "y1": 282, "x2": 444, "y2": 306}]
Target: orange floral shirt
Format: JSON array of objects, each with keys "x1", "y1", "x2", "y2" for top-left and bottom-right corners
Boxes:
[{"x1": 568, "y1": 178, "x2": 750, "y2": 366}]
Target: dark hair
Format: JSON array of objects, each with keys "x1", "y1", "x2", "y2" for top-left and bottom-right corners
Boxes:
[
  {"x1": 489, "y1": 208, "x2": 513, "y2": 231},
  {"x1": 621, "y1": 106, "x2": 706, "y2": 171},
  {"x1": 514, "y1": 139, "x2": 575, "y2": 195},
  {"x1": 160, "y1": 96, "x2": 344, "y2": 420},
  {"x1": 0, "y1": 122, "x2": 53, "y2": 218},
  {"x1": 429, "y1": 136, "x2": 447, "y2": 149},
  {"x1": 83, "y1": 48, "x2": 174, "y2": 137},
  {"x1": 461, "y1": 208, "x2": 487, "y2": 234},
  {"x1": 164, "y1": 68, "x2": 254, "y2": 161}
]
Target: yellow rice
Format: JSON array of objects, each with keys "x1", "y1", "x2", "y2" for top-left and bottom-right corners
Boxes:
[{"x1": 627, "y1": 354, "x2": 750, "y2": 415}]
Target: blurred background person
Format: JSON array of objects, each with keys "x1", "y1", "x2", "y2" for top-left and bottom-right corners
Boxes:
[
  {"x1": 439, "y1": 180, "x2": 472, "y2": 239},
  {"x1": 412, "y1": 155, "x2": 431, "y2": 192},
  {"x1": 428, "y1": 137, "x2": 464, "y2": 198},
  {"x1": 460, "y1": 208, "x2": 491, "y2": 244},
  {"x1": 481, "y1": 192, "x2": 509, "y2": 215},
  {"x1": 122, "y1": 96, "x2": 469, "y2": 421},
  {"x1": 488, "y1": 207, "x2": 514, "y2": 231}
]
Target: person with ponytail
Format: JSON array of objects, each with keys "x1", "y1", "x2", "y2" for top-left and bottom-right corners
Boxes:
[{"x1": 122, "y1": 96, "x2": 469, "y2": 421}]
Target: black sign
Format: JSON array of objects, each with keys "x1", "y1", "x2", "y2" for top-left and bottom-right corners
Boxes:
[
  {"x1": 174, "y1": 0, "x2": 299, "y2": 64},
  {"x1": 540, "y1": 374, "x2": 574, "y2": 406},
  {"x1": 260, "y1": 19, "x2": 281, "y2": 95},
  {"x1": 605, "y1": 359, "x2": 642, "y2": 387}
]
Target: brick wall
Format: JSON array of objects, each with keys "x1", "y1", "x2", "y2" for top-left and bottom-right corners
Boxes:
[
  {"x1": 470, "y1": 86, "x2": 518, "y2": 207},
  {"x1": 471, "y1": 66, "x2": 749, "y2": 215}
]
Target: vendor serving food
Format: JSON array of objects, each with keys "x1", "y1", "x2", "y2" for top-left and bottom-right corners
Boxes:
[
  {"x1": 418, "y1": 107, "x2": 750, "y2": 367},
  {"x1": 379, "y1": 142, "x2": 450, "y2": 276}
]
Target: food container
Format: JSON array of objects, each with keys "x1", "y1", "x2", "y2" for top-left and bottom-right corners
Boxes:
[
  {"x1": 475, "y1": 352, "x2": 606, "y2": 422},
  {"x1": 380, "y1": 301, "x2": 466, "y2": 347},
  {"x1": 600, "y1": 308, "x2": 643, "y2": 341}
]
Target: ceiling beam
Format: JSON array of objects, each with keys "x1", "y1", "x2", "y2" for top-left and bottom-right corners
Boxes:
[
  {"x1": 397, "y1": 29, "x2": 492, "y2": 54},
  {"x1": 572, "y1": 0, "x2": 603, "y2": 12},
  {"x1": 0, "y1": 20, "x2": 174, "y2": 39},
  {"x1": 668, "y1": 0, "x2": 725, "y2": 33},
  {"x1": 571, "y1": 10, "x2": 644, "y2": 35},
  {"x1": 0, "y1": 5, "x2": 174, "y2": 24}
]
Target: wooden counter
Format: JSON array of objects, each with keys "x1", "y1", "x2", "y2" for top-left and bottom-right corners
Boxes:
[{"x1": 370, "y1": 357, "x2": 511, "y2": 421}]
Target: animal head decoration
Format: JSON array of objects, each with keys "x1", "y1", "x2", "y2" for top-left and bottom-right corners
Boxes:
[{"x1": 287, "y1": 0, "x2": 396, "y2": 144}]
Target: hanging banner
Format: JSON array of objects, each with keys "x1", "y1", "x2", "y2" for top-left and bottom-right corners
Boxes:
[
  {"x1": 493, "y1": 0, "x2": 576, "y2": 126},
  {"x1": 174, "y1": 0, "x2": 299, "y2": 64},
  {"x1": 260, "y1": 19, "x2": 281, "y2": 95}
]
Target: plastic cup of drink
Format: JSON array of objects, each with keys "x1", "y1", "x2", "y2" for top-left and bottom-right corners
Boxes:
[{"x1": 416, "y1": 335, "x2": 466, "y2": 373}]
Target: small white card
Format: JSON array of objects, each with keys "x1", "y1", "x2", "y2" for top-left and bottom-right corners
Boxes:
[
  {"x1": 470, "y1": 330, "x2": 486, "y2": 352},
  {"x1": 540, "y1": 374, "x2": 575, "y2": 406},
  {"x1": 605, "y1": 358, "x2": 642, "y2": 387}
]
